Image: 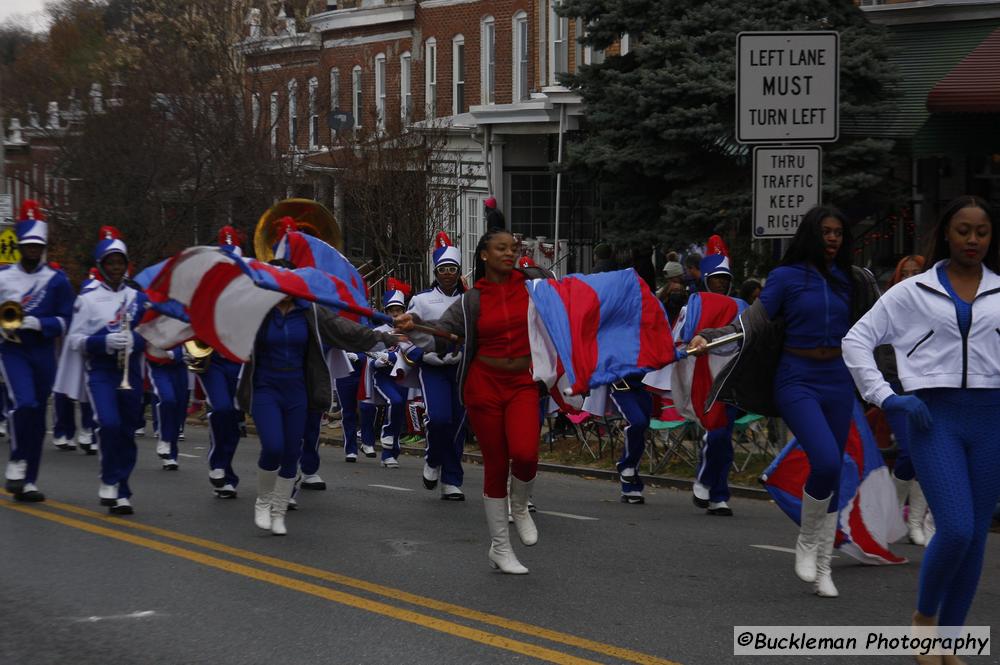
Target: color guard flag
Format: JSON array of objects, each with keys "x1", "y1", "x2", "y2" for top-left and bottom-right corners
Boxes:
[
  {"x1": 761, "y1": 401, "x2": 908, "y2": 566},
  {"x1": 274, "y1": 230, "x2": 369, "y2": 324},
  {"x1": 526, "y1": 268, "x2": 675, "y2": 395}
]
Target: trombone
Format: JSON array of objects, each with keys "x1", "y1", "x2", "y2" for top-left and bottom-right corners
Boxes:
[{"x1": 0, "y1": 300, "x2": 23, "y2": 343}]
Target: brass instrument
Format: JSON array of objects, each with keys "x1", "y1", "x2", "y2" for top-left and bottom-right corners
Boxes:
[
  {"x1": 253, "y1": 198, "x2": 342, "y2": 261},
  {"x1": 0, "y1": 300, "x2": 23, "y2": 343},
  {"x1": 118, "y1": 308, "x2": 133, "y2": 390},
  {"x1": 184, "y1": 339, "x2": 214, "y2": 373}
]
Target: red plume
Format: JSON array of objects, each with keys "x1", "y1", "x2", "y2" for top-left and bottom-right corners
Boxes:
[
  {"x1": 706, "y1": 234, "x2": 729, "y2": 258},
  {"x1": 99, "y1": 225, "x2": 122, "y2": 240},
  {"x1": 274, "y1": 216, "x2": 298, "y2": 240},
  {"x1": 48, "y1": 261, "x2": 62, "y2": 270},
  {"x1": 386, "y1": 277, "x2": 412, "y2": 298},
  {"x1": 434, "y1": 231, "x2": 453, "y2": 249},
  {"x1": 19, "y1": 199, "x2": 44, "y2": 221},
  {"x1": 517, "y1": 256, "x2": 536, "y2": 268},
  {"x1": 217, "y1": 225, "x2": 242, "y2": 247},
  {"x1": 88, "y1": 267, "x2": 102, "y2": 281}
]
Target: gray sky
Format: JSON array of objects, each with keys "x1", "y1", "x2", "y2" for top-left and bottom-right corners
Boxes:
[{"x1": 0, "y1": 0, "x2": 50, "y2": 31}]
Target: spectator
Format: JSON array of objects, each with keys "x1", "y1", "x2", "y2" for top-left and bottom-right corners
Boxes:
[
  {"x1": 631, "y1": 247, "x2": 657, "y2": 291},
  {"x1": 739, "y1": 279, "x2": 762, "y2": 305},
  {"x1": 591, "y1": 243, "x2": 617, "y2": 273},
  {"x1": 484, "y1": 196, "x2": 505, "y2": 228},
  {"x1": 684, "y1": 253, "x2": 703, "y2": 292},
  {"x1": 657, "y1": 261, "x2": 687, "y2": 325}
]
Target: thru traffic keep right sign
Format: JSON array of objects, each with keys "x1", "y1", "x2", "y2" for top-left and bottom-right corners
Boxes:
[{"x1": 753, "y1": 146, "x2": 822, "y2": 239}]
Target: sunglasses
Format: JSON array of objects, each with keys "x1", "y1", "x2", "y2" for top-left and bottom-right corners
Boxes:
[{"x1": 435, "y1": 265, "x2": 459, "y2": 274}]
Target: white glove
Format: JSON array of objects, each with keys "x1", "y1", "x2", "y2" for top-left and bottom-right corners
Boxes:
[
  {"x1": 346, "y1": 352, "x2": 359, "y2": 363},
  {"x1": 372, "y1": 351, "x2": 391, "y2": 368},
  {"x1": 105, "y1": 331, "x2": 131, "y2": 351},
  {"x1": 20, "y1": 316, "x2": 42, "y2": 331}
]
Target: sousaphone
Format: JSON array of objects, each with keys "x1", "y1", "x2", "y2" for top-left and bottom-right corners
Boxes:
[{"x1": 253, "y1": 198, "x2": 342, "y2": 261}]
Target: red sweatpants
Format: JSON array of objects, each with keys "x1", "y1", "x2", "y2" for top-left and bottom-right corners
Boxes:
[{"x1": 463, "y1": 360, "x2": 541, "y2": 498}]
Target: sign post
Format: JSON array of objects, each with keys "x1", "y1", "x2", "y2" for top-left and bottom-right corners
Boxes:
[{"x1": 752, "y1": 146, "x2": 822, "y2": 239}]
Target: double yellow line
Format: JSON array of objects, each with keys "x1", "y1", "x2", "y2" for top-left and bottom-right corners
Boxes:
[{"x1": 1, "y1": 497, "x2": 680, "y2": 665}]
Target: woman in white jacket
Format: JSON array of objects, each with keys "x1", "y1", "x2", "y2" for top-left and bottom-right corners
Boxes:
[{"x1": 843, "y1": 195, "x2": 1000, "y2": 661}]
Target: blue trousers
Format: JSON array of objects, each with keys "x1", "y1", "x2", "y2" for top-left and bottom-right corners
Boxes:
[
  {"x1": 301, "y1": 409, "x2": 323, "y2": 476},
  {"x1": 335, "y1": 364, "x2": 365, "y2": 455},
  {"x1": 696, "y1": 406, "x2": 740, "y2": 503},
  {"x1": 774, "y1": 354, "x2": 854, "y2": 510},
  {"x1": 911, "y1": 388, "x2": 1000, "y2": 627},
  {"x1": 610, "y1": 387, "x2": 652, "y2": 493},
  {"x1": 252, "y1": 373, "x2": 306, "y2": 479},
  {"x1": 53, "y1": 392, "x2": 77, "y2": 440},
  {"x1": 198, "y1": 358, "x2": 241, "y2": 487},
  {"x1": 1, "y1": 343, "x2": 57, "y2": 484},
  {"x1": 88, "y1": 370, "x2": 142, "y2": 498},
  {"x1": 420, "y1": 364, "x2": 466, "y2": 487},
  {"x1": 371, "y1": 371, "x2": 405, "y2": 461},
  {"x1": 150, "y1": 363, "x2": 188, "y2": 459}
]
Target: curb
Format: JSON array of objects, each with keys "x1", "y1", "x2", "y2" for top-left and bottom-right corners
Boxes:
[{"x1": 187, "y1": 419, "x2": 771, "y2": 501}]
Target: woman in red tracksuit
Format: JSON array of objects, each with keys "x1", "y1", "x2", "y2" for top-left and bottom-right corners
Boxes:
[{"x1": 396, "y1": 229, "x2": 544, "y2": 574}]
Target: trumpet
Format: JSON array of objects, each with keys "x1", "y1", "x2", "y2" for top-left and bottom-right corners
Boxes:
[
  {"x1": 118, "y1": 308, "x2": 133, "y2": 391},
  {"x1": 0, "y1": 300, "x2": 23, "y2": 343},
  {"x1": 183, "y1": 339, "x2": 214, "y2": 373}
]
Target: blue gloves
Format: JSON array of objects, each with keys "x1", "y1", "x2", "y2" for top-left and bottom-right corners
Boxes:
[{"x1": 883, "y1": 394, "x2": 933, "y2": 431}]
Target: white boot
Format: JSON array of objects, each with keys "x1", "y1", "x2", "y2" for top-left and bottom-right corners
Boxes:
[
  {"x1": 795, "y1": 490, "x2": 832, "y2": 583},
  {"x1": 814, "y1": 511, "x2": 840, "y2": 598},
  {"x1": 270, "y1": 476, "x2": 295, "y2": 536},
  {"x1": 255, "y1": 469, "x2": 277, "y2": 530},
  {"x1": 509, "y1": 477, "x2": 538, "y2": 546},
  {"x1": 923, "y1": 509, "x2": 936, "y2": 547},
  {"x1": 908, "y1": 482, "x2": 929, "y2": 546},
  {"x1": 484, "y1": 497, "x2": 528, "y2": 574},
  {"x1": 892, "y1": 475, "x2": 912, "y2": 543}
]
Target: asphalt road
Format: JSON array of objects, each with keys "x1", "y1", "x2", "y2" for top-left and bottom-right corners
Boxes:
[{"x1": 2, "y1": 424, "x2": 997, "y2": 665}]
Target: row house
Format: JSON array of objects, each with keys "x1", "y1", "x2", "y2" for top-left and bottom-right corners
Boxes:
[{"x1": 241, "y1": 0, "x2": 613, "y2": 274}]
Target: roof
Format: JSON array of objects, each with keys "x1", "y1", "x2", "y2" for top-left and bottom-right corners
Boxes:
[{"x1": 927, "y1": 27, "x2": 1000, "y2": 113}]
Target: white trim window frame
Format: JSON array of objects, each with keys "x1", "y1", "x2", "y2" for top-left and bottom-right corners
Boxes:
[
  {"x1": 400, "y1": 51, "x2": 412, "y2": 125},
  {"x1": 352, "y1": 65, "x2": 363, "y2": 129},
  {"x1": 308, "y1": 76, "x2": 319, "y2": 149},
  {"x1": 374, "y1": 53, "x2": 387, "y2": 132},
  {"x1": 452, "y1": 35, "x2": 465, "y2": 115},
  {"x1": 549, "y1": 0, "x2": 568, "y2": 84},
  {"x1": 425, "y1": 37, "x2": 437, "y2": 120},
  {"x1": 329, "y1": 67, "x2": 340, "y2": 141},
  {"x1": 287, "y1": 79, "x2": 298, "y2": 151},
  {"x1": 480, "y1": 17, "x2": 495, "y2": 105},
  {"x1": 512, "y1": 11, "x2": 529, "y2": 102},
  {"x1": 269, "y1": 91, "x2": 279, "y2": 155},
  {"x1": 251, "y1": 92, "x2": 261, "y2": 131}
]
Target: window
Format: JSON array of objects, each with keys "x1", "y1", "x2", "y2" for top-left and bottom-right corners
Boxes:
[
  {"x1": 269, "y1": 91, "x2": 279, "y2": 154},
  {"x1": 287, "y1": 79, "x2": 298, "y2": 149},
  {"x1": 452, "y1": 35, "x2": 465, "y2": 114},
  {"x1": 549, "y1": 1, "x2": 568, "y2": 83},
  {"x1": 513, "y1": 12, "x2": 529, "y2": 101},
  {"x1": 400, "y1": 52, "x2": 412, "y2": 124},
  {"x1": 537, "y1": 0, "x2": 547, "y2": 89},
  {"x1": 308, "y1": 76, "x2": 319, "y2": 148},
  {"x1": 425, "y1": 38, "x2": 437, "y2": 119},
  {"x1": 480, "y1": 18, "x2": 495, "y2": 105},
  {"x1": 329, "y1": 67, "x2": 340, "y2": 109},
  {"x1": 251, "y1": 92, "x2": 261, "y2": 131},
  {"x1": 374, "y1": 53, "x2": 386, "y2": 131},
  {"x1": 352, "y1": 65, "x2": 362, "y2": 128}
]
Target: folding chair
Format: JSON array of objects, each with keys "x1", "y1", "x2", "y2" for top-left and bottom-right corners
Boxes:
[
  {"x1": 731, "y1": 412, "x2": 771, "y2": 472},
  {"x1": 647, "y1": 407, "x2": 702, "y2": 474}
]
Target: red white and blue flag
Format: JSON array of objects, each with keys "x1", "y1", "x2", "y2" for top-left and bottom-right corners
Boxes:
[
  {"x1": 761, "y1": 401, "x2": 908, "y2": 565},
  {"x1": 274, "y1": 231, "x2": 369, "y2": 325},
  {"x1": 136, "y1": 246, "x2": 386, "y2": 362},
  {"x1": 526, "y1": 269, "x2": 675, "y2": 396}
]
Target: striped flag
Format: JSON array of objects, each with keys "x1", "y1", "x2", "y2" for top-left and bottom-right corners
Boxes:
[{"x1": 274, "y1": 231, "x2": 369, "y2": 325}]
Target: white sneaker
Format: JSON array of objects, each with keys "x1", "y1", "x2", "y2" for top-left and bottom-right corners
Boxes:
[
  {"x1": 162, "y1": 458, "x2": 179, "y2": 470},
  {"x1": 135, "y1": 427, "x2": 146, "y2": 437},
  {"x1": 178, "y1": 431, "x2": 185, "y2": 440},
  {"x1": 5, "y1": 459, "x2": 26, "y2": 481},
  {"x1": 53, "y1": 435, "x2": 76, "y2": 450},
  {"x1": 381, "y1": 457, "x2": 399, "y2": 468},
  {"x1": 300, "y1": 474, "x2": 326, "y2": 490},
  {"x1": 440, "y1": 484, "x2": 465, "y2": 501},
  {"x1": 214, "y1": 483, "x2": 237, "y2": 499},
  {"x1": 99, "y1": 483, "x2": 119, "y2": 506},
  {"x1": 155, "y1": 440, "x2": 171, "y2": 459},
  {"x1": 77, "y1": 430, "x2": 93, "y2": 445},
  {"x1": 422, "y1": 462, "x2": 440, "y2": 490},
  {"x1": 360, "y1": 444, "x2": 376, "y2": 458},
  {"x1": 345, "y1": 453, "x2": 358, "y2": 463}
]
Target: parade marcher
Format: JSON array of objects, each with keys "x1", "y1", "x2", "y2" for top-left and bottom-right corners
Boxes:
[
  {"x1": 57, "y1": 227, "x2": 147, "y2": 514},
  {"x1": 363, "y1": 279, "x2": 410, "y2": 469},
  {"x1": 843, "y1": 195, "x2": 1000, "y2": 649},
  {"x1": 237, "y1": 258, "x2": 397, "y2": 536},
  {"x1": 0, "y1": 200, "x2": 74, "y2": 502},
  {"x1": 297, "y1": 408, "x2": 327, "y2": 489},
  {"x1": 52, "y1": 392, "x2": 79, "y2": 451},
  {"x1": 690, "y1": 206, "x2": 880, "y2": 598},
  {"x1": 395, "y1": 229, "x2": 553, "y2": 575},
  {"x1": 334, "y1": 352, "x2": 377, "y2": 461},
  {"x1": 199, "y1": 227, "x2": 246, "y2": 498},
  {"x1": 405, "y1": 233, "x2": 467, "y2": 501},
  {"x1": 146, "y1": 343, "x2": 187, "y2": 470}
]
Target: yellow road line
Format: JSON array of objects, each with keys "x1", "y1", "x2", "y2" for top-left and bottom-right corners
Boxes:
[
  {"x1": 1, "y1": 501, "x2": 606, "y2": 665},
  {"x1": 19, "y1": 495, "x2": 680, "y2": 665}
]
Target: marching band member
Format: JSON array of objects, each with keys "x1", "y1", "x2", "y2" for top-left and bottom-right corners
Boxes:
[
  {"x1": 844, "y1": 195, "x2": 1000, "y2": 651},
  {"x1": 406, "y1": 233, "x2": 467, "y2": 500},
  {"x1": 146, "y1": 343, "x2": 187, "y2": 470},
  {"x1": 57, "y1": 227, "x2": 146, "y2": 514},
  {"x1": 395, "y1": 229, "x2": 552, "y2": 575},
  {"x1": 237, "y1": 259, "x2": 398, "y2": 536},
  {"x1": 0, "y1": 200, "x2": 74, "y2": 502},
  {"x1": 363, "y1": 279, "x2": 410, "y2": 469},
  {"x1": 199, "y1": 226, "x2": 245, "y2": 498},
  {"x1": 335, "y1": 352, "x2": 377, "y2": 461}
]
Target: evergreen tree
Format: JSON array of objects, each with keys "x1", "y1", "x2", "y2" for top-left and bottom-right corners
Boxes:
[{"x1": 560, "y1": 0, "x2": 899, "y2": 246}]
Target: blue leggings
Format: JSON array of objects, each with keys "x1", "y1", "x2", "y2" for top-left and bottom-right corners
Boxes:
[
  {"x1": 88, "y1": 371, "x2": 142, "y2": 498},
  {"x1": 300, "y1": 409, "x2": 323, "y2": 475},
  {"x1": 199, "y1": 358, "x2": 242, "y2": 487},
  {"x1": 696, "y1": 406, "x2": 740, "y2": 503},
  {"x1": 150, "y1": 363, "x2": 188, "y2": 457},
  {"x1": 252, "y1": 374, "x2": 307, "y2": 479},
  {"x1": 610, "y1": 387, "x2": 652, "y2": 493},
  {"x1": 911, "y1": 388, "x2": 1000, "y2": 627},
  {"x1": 773, "y1": 353, "x2": 855, "y2": 509},
  {"x1": 371, "y1": 372, "x2": 405, "y2": 461}
]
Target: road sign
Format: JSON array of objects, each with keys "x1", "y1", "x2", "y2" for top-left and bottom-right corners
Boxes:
[
  {"x1": 753, "y1": 146, "x2": 822, "y2": 239},
  {"x1": 0, "y1": 227, "x2": 19, "y2": 264},
  {"x1": 0, "y1": 194, "x2": 12, "y2": 225},
  {"x1": 737, "y1": 31, "x2": 839, "y2": 143}
]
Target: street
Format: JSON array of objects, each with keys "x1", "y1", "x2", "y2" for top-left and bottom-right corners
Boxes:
[{"x1": 2, "y1": 425, "x2": 997, "y2": 665}]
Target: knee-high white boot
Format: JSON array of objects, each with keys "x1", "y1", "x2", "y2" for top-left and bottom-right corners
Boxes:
[
  {"x1": 509, "y1": 477, "x2": 538, "y2": 546},
  {"x1": 795, "y1": 490, "x2": 831, "y2": 583},
  {"x1": 814, "y1": 511, "x2": 840, "y2": 598},
  {"x1": 484, "y1": 497, "x2": 528, "y2": 574},
  {"x1": 255, "y1": 469, "x2": 277, "y2": 530},
  {"x1": 908, "y1": 482, "x2": 928, "y2": 546},
  {"x1": 892, "y1": 475, "x2": 912, "y2": 544},
  {"x1": 270, "y1": 476, "x2": 295, "y2": 536}
]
